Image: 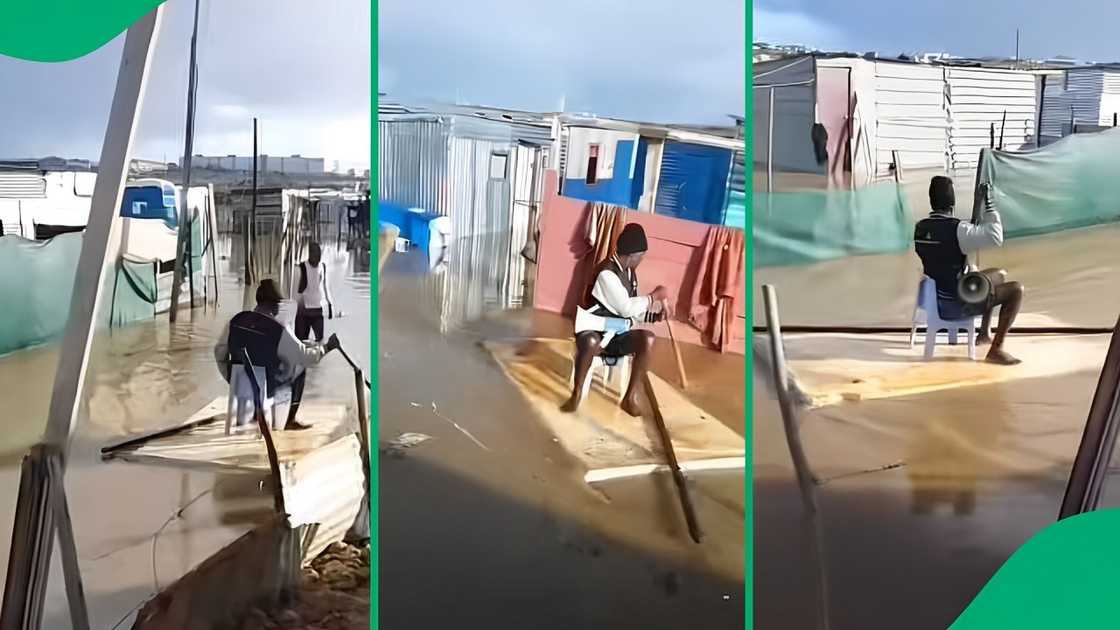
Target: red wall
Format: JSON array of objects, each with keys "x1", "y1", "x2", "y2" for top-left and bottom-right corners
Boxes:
[{"x1": 535, "y1": 170, "x2": 745, "y2": 354}]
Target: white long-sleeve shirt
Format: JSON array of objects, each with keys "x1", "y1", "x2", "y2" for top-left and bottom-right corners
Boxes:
[
  {"x1": 590, "y1": 262, "x2": 652, "y2": 321},
  {"x1": 213, "y1": 310, "x2": 324, "y2": 384},
  {"x1": 952, "y1": 208, "x2": 1004, "y2": 254}
]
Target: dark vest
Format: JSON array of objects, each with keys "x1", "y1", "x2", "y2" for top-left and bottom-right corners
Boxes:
[
  {"x1": 227, "y1": 310, "x2": 285, "y2": 395},
  {"x1": 914, "y1": 214, "x2": 966, "y2": 301},
  {"x1": 581, "y1": 258, "x2": 638, "y2": 318}
]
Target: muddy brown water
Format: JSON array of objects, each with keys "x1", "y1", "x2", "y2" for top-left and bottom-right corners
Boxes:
[
  {"x1": 378, "y1": 236, "x2": 745, "y2": 630},
  {"x1": 754, "y1": 223, "x2": 1120, "y2": 629},
  {"x1": 0, "y1": 225, "x2": 368, "y2": 628}
]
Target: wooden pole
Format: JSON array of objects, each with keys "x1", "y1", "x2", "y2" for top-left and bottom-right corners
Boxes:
[
  {"x1": 1, "y1": 8, "x2": 162, "y2": 628},
  {"x1": 169, "y1": 0, "x2": 201, "y2": 321},
  {"x1": 662, "y1": 299, "x2": 688, "y2": 389},
  {"x1": 641, "y1": 373, "x2": 701, "y2": 543},
  {"x1": 760, "y1": 285, "x2": 818, "y2": 514}
]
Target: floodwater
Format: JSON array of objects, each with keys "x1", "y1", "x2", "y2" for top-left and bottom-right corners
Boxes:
[
  {"x1": 0, "y1": 220, "x2": 369, "y2": 628},
  {"x1": 753, "y1": 223, "x2": 1120, "y2": 629},
  {"x1": 378, "y1": 235, "x2": 745, "y2": 629}
]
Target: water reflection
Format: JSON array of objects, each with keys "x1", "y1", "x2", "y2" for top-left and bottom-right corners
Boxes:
[{"x1": 383, "y1": 230, "x2": 531, "y2": 336}]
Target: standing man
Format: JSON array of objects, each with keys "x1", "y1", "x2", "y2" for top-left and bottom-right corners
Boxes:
[
  {"x1": 561, "y1": 223, "x2": 670, "y2": 416},
  {"x1": 214, "y1": 279, "x2": 334, "y2": 430},
  {"x1": 914, "y1": 176, "x2": 1025, "y2": 365},
  {"x1": 295, "y1": 242, "x2": 333, "y2": 344}
]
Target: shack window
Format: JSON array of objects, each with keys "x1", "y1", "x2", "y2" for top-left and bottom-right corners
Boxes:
[
  {"x1": 489, "y1": 152, "x2": 508, "y2": 179},
  {"x1": 586, "y1": 144, "x2": 600, "y2": 184}
]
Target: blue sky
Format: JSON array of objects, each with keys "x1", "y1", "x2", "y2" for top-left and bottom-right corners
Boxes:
[
  {"x1": 755, "y1": 0, "x2": 1120, "y2": 62},
  {"x1": 379, "y1": 0, "x2": 746, "y2": 125},
  {"x1": 0, "y1": 0, "x2": 370, "y2": 169}
]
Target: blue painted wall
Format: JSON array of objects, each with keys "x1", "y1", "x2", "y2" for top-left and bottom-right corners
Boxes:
[
  {"x1": 562, "y1": 139, "x2": 643, "y2": 209},
  {"x1": 654, "y1": 141, "x2": 733, "y2": 225}
]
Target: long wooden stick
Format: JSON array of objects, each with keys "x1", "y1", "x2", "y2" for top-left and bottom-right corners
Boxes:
[
  {"x1": 642, "y1": 373, "x2": 702, "y2": 543},
  {"x1": 662, "y1": 300, "x2": 688, "y2": 390}
]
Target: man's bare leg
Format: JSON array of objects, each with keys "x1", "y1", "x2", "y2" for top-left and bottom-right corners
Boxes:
[
  {"x1": 620, "y1": 331, "x2": 656, "y2": 417},
  {"x1": 975, "y1": 269, "x2": 1007, "y2": 345},
  {"x1": 561, "y1": 332, "x2": 602, "y2": 413},
  {"x1": 986, "y1": 281, "x2": 1024, "y2": 365}
]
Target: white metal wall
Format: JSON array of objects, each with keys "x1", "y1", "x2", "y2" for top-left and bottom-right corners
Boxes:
[
  {"x1": 946, "y1": 67, "x2": 1038, "y2": 170},
  {"x1": 873, "y1": 61, "x2": 947, "y2": 176}
]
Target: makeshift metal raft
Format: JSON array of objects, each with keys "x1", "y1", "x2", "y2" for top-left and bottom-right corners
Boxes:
[{"x1": 102, "y1": 396, "x2": 366, "y2": 563}]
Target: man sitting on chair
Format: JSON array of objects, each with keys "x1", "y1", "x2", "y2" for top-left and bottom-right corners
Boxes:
[
  {"x1": 214, "y1": 279, "x2": 334, "y2": 430},
  {"x1": 561, "y1": 223, "x2": 669, "y2": 416},
  {"x1": 914, "y1": 176, "x2": 1024, "y2": 365}
]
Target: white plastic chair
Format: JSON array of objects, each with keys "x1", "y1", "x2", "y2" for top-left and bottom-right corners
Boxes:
[
  {"x1": 909, "y1": 277, "x2": 978, "y2": 360},
  {"x1": 569, "y1": 353, "x2": 632, "y2": 405},
  {"x1": 226, "y1": 365, "x2": 290, "y2": 435}
]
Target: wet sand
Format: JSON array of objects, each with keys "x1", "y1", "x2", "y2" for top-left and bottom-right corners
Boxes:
[
  {"x1": 378, "y1": 240, "x2": 745, "y2": 629},
  {"x1": 0, "y1": 224, "x2": 369, "y2": 628},
  {"x1": 754, "y1": 224, "x2": 1120, "y2": 629}
]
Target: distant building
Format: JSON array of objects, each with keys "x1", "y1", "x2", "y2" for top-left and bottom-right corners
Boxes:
[{"x1": 190, "y1": 154, "x2": 326, "y2": 175}]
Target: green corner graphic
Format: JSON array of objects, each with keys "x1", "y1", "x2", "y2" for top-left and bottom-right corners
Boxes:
[
  {"x1": 952, "y1": 509, "x2": 1120, "y2": 628},
  {"x1": 0, "y1": 1, "x2": 164, "y2": 62}
]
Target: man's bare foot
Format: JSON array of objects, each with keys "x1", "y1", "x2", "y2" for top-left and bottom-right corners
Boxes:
[
  {"x1": 985, "y1": 348, "x2": 1021, "y2": 366},
  {"x1": 284, "y1": 420, "x2": 312, "y2": 431},
  {"x1": 620, "y1": 397, "x2": 643, "y2": 417},
  {"x1": 560, "y1": 397, "x2": 580, "y2": 413}
]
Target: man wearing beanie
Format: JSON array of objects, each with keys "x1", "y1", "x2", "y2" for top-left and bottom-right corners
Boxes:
[
  {"x1": 214, "y1": 279, "x2": 330, "y2": 430},
  {"x1": 915, "y1": 176, "x2": 1024, "y2": 365},
  {"x1": 562, "y1": 222, "x2": 670, "y2": 416}
]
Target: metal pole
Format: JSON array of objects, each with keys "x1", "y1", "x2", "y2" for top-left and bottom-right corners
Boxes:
[
  {"x1": 2, "y1": 8, "x2": 162, "y2": 628},
  {"x1": 1060, "y1": 316, "x2": 1120, "y2": 519},
  {"x1": 760, "y1": 284, "x2": 832, "y2": 630},
  {"x1": 169, "y1": 0, "x2": 201, "y2": 321},
  {"x1": 251, "y1": 117, "x2": 258, "y2": 283},
  {"x1": 767, "y1": 87, "x2": 775, "y2": 194},
  {"x1": 760, "y1": 285, "x2": 818, "y2": 513}
]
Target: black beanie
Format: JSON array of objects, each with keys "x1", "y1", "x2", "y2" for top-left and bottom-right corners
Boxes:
[
  {"x1": 256, "y1": 279, "x2": 285, "y2": 305},
  {"x1": 616, "y1": 223, "x2": 648, "y2": 255},
  {"x1": 929, "y1": 176, "x2": 955, "y2": 211}
]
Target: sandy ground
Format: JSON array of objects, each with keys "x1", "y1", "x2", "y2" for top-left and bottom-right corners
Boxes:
[
  {"x1": 240, "y1": 542, "x2": 370, "y2": 630},
  {"x1": 0, "y1": 221, "x2": 370, "y2": 628},
  {"x1": 378, "y1": 240, "x2": 745, "y2": 630},
  {"x1": 754, "y1": 223, "x2": 1120, "y2": 629}
]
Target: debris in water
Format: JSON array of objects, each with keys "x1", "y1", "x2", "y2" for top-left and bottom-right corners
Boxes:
[
  {"x1": 430, "y1": 402, "x2": 490, "y2": 451},
  {"x1": 723, "y1": 594, "x2": 731, "y2": 601},
  {"x1": 381, "y1": 432, "x2": 433, "y2": 458}
]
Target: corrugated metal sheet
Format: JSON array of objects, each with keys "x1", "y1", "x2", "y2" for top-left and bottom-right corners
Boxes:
[
  {"x1": 873, "y1": 62, "x2": 947, "y2": 176},
  {"x1": 377, "y1": 118, "x2": 451, "y2": 215},
  {"x1": 1040, "y1": 69, "x2": 1111, "y2": 138},
  {"x1": 946, "y1": 67, "x2": 1038, "y2": 170},
  {"x1": 654, "y1": 141, "x2": 733, "y2": 224},
  {"x1": 0, "y1": 173, "x2": 46, "y2": 199},
  {"x1": 723, "y1": 151, "x2": 746, "y2": 229},
  {"x1": 753, "y1": 56, "x2": 821, "y2": 174}
]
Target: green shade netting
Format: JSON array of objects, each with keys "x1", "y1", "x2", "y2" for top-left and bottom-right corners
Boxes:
[
  {"x1": 981, "y1": 129, "x2": 1120, "y2": 238},
  {"x1": 753, "y1": 181, "x2": 912, "y2": 267},
  {"x1": 0, "y1": 233, "x2": 84, "y2": 355},
  {"x1": 110, "y1": 257, "x2": 158, "y2": 327},
  {"x1": 0, "y1": 229, "x2": 193, "y2": 356}
]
